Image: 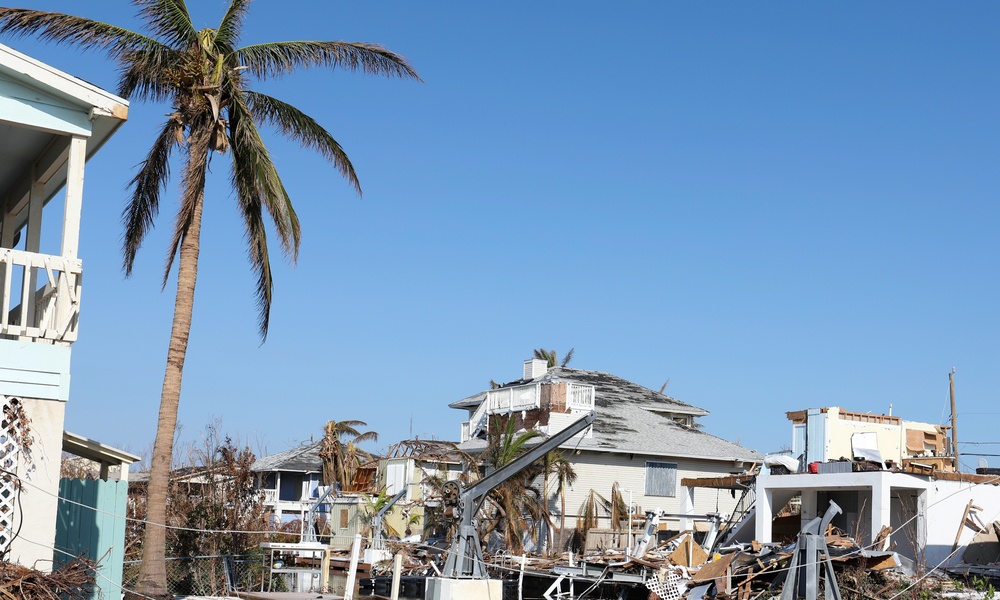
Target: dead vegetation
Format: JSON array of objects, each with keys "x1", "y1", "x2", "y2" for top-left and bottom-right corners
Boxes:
[{"x1": 0, "y1": 557, "x2": 97, "y2": 600}]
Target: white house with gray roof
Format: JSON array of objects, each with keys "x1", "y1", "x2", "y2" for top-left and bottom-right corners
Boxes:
[{"x1": 451, "y1": 359, "x2": 761, "y2": 538}]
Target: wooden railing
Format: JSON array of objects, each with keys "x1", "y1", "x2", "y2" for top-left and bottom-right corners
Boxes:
[{"x1": 0, "y1": 249, "x2": 81, "y2": 344}]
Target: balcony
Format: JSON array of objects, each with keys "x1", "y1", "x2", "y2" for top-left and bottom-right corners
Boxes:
[
  {"x1": 460, "y1": 381, "x2": 596, "y2": 441},
  {"x1": 1, "y1": 249, "x2": 81, "y2": 344}
]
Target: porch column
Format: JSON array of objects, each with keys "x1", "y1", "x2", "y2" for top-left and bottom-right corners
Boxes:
[
  {"x1": 59, "y1": 136, "x2": 87, "y2": 259},
  {"x1": 800, "y1": 489, "x2": 818, "y2": 525},
  {"x1": 23, "y1": 175, "x2": 44, "y2": 326},
  {"x1": 679, "y1": 486, "x2": 695, "y2": 531},
  {"x1": 871, "y1": 480, "x2": 892, "y2": 547},
  {"x1": 0, "y1": 191, "x2": 14, "y2": 247},
  {"x1": 755, "y1": 486, "x2": 773, "y2": 543}
]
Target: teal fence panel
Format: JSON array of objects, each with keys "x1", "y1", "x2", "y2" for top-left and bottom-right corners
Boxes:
[{"x1": 56, "y1": 478, "x2": 128, "y2": 600}]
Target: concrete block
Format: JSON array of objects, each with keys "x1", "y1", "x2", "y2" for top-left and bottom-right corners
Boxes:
[{"x1": 425, "y1": 577, "x2": 503, "y2": 600}]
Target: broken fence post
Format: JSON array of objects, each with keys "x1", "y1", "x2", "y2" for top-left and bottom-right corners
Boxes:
[
  {"x1": 391, "y1": 552, "x2": 403, "y2": 600},
  {"x1": 344, "y1": 533, "x2": 362, "y2": 600}
]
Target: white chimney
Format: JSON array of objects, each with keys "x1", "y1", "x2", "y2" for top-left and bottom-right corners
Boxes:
[{"x1": 524, "y1": 358, "x2": 548, "y2": 380}]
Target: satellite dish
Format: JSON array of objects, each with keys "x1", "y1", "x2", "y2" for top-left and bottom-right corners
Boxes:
[{"x1": 979, "y1": 458, "x2": 988, "y2": 469}]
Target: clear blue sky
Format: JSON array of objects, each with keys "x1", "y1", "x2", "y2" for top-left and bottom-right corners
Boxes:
[{"x1": 7, "y1": 2, "x2": 1000, "y2": 468}]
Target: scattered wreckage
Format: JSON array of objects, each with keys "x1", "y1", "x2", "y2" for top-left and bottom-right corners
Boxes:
[{"x1": 347, "y1": 458, "x2": 1000, "y2": 599}]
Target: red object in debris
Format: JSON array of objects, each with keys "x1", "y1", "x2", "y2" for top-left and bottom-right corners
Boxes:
[{"x1": 808, "y1": 462, "x2": 820, "y2": 474}]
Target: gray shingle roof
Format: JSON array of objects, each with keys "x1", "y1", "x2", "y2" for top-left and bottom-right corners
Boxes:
[
  {"x1": 251, "y1": 442, "x2": 322, "y2": 473},
  {"x1": 456, "y1": 366, "x2": 761, "y2": 462}
]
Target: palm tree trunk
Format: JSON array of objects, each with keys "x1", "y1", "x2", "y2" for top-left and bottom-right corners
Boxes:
[
  {"x1": 133, "y1": 130, "x2": 209, "y2": 599},
  {"x1": 560, "y1": 483, "x2": 567, "y2": 551}
]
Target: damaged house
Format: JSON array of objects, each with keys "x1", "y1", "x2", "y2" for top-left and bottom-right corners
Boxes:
[
  {"x1": 743, "y1": 406, "x2": 1000, "y2": 572},
  {"x1": 252, "y1": 440, "x2": 378, "y2": 547},
  {"x1": 451, "y1": 358, "x2": 761, "y2": 547},
  {"x1": 378, "y1": 439, "x2": 468, "y2": 541}
]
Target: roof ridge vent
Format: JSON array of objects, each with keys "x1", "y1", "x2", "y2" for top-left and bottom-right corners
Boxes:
[{"x1": 524, "y1": 358, "x2": 548, "y2": 380}]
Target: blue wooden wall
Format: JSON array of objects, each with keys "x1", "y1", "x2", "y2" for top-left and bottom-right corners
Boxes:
[{"x1": 55, "y1": 478, "x2": 128, "y2": 600}]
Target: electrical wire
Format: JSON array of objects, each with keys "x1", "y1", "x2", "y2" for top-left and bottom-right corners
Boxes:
[{"x1": 7, "y1": 466, "x2": 1000, "y2": 597}]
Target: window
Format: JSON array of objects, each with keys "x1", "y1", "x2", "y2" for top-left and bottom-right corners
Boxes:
[{"x1": 645, "y1": 461, "x2": 677, "y2": 497}]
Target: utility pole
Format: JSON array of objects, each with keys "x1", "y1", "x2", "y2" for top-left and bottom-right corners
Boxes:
[{"x1": 950, "y1": 368, "x2": 959, "y2": 471}]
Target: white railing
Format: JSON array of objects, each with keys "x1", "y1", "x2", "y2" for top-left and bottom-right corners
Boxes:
[
  {"x1": 568, "y1": 383, "x2": 595, "y2": 410},
  {"x1": 487, "y1": 384, "x2": 540, "y2": 413},
  {"x1": 0, "y1": 249, "x2": 81, "y2": 344},
  {"x1": 468, "y1": 397, "x2": 490, "y2": 436},
  {"x1": 260, "y1": 488, "x2": 277, "y2": 505}
]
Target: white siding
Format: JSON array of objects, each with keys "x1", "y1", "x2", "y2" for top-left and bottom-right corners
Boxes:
[{"x1": 545, "y1": 451, "x2": 746, "y2": 530}]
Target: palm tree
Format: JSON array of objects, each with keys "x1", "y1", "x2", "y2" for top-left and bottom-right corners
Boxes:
[
  {"x1": 0, "y1": 3, "x2": 417, "y2": 597},
  {"x1": 480, "y1": 416, "x2": 550, "y2": 554},
  {"x1": 546, "y1": 451, "x2": 577, "y2": 551},
  {"x1": 533, "y1": 347, "x2": 575, "y2": 368},
  {"x1": 319, "y1": 419, "x2": 378, "y2": 492}
]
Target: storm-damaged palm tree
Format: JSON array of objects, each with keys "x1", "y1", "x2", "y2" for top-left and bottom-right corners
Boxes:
[
  {"x1": 481, "y1": 416, "x2": 551, "y2": 554},
  {"x1": 533, "y1": 347, "x2": 575, "y2": 368},
  {"x1": 319, "y1": 419, "x2": 379, "y2": 492},
  {"x1": 544, "y1": 451, "x2": 576, "y2": 551},
  {"x1": 0, "y1": 2, "x2": 417, "y2": 596}
]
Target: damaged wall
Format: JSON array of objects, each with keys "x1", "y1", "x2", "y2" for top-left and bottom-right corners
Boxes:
[
  {"x1": 552, "y1": 454, "x2": 747, "y2": 532},
  {"x1": 756, "y1": 471, "x2": 1000, "y2": 571},
  {"x1": 789, "y1": 407, "x2": 950, "y2": 466}
]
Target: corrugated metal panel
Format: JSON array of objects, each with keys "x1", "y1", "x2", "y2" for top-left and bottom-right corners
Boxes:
[
  {"x1": 806, "y1": 408, "x2": 826, "y2": 463},
  {"x1": 645, "y1": 461, "x2": 677, "y2": 497},
  {"x1": 793, "y1": 424, "x2": 807, "y2": 457}
]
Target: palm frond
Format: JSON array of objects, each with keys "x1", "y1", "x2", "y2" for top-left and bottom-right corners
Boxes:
[
  {"x1": 227, "y1": 95, "x2": 300, "y2": 337},
  {"x1": 334, "y1": 420, "x2": 370, "y2": 431},
  {"x1": 231, "y1": 185, "x2": 273, "y2": 338},
  {"x1": 237, "y1": 40, "x2": 420, "y2": 81},
  {"x1": 116, "y1": 46, "x2": 184, "y2": 101},
  {"x1": 136, "y1": 0, "x2": 196, "y2": 47},
  {"x1": 561, "y1": 348, "x2": 575, "y2": 367},
  {"x1": 352, "y1": 431, "x2": 379, "y2": 444},
  {"x1": 245, "y1": 91, "x2": 361, "y2": 194},
  {"x1": 123, "y1": 117, "x2": 183, "y2": 276},
  {"x1": 215, "y1": 0, "x2": 251, "y2": 51},
  {"x1": 0, "y1": 9, "x2": 159, "y2": 59},
  {"x1": 228, "y1": 90, "x2": 301, "y2": 258}
]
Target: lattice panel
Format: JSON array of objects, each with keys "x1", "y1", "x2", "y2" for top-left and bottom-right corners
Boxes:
[
  {"x1": 645, "y1": 566, "x2": 683, "y2": 600},
  {"x1": 0, "y1": 396, "x2": 24, "y2": 553}
]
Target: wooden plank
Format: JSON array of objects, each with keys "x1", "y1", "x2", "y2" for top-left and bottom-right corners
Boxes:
[
  {"x1": 953, "y1": 499, "x2": 976, "y2": 553},
  {"x1": 681, "y1": 473, "x2": 755, "y2": 489},
  {"x1": 691, "y1": 552, "x2": 735, "y2": 581},
  {"x1": 668, "y1": 534, "x2": 708, "y2": 568},
  {"x1": 933, "y1": 471, "x2": 999, "y2": 484},
  {"x1": 1, "y1": 251, "x2": 12, "y2": 330},
  {"x1": 0, "y1": 86, "x2": 92, "y2": 136}
]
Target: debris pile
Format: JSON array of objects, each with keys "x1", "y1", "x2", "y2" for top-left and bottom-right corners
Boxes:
[{"x1": 0, "y1": 558, "x2": 97, "y2": 600}]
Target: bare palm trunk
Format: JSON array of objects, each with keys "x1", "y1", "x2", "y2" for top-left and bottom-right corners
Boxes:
[
  {"x1": 560, "y1": 483, "x2": 567, "y2": 551},
  {"x1": 133, "y1": 129, "x2": 209, "y2": 599}
]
